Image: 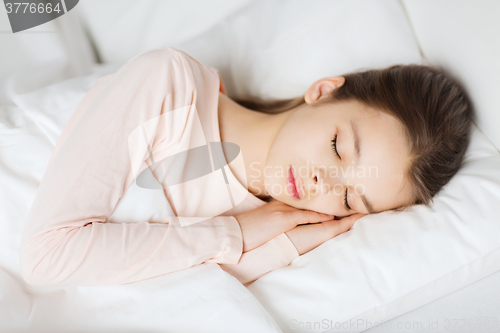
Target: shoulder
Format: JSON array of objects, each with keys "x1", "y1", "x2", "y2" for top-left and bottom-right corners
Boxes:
[
  {"x1": 125, "y1": 47, "x2": 184, "y2": 70},
  {"x1": 128, "y1": 47, "x2": 210, "y2": 69},
  {"x1": 126, "y1": 47, "x2": 216, "y2": 83}
]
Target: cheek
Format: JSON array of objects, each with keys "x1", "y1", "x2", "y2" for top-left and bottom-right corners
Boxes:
[
  {"x1": 273, "y1": 127, "x2": 317, "y2": 160},
  {"x1": 265, "y1": 131, "x2": 293, "y2": 171},
  {"x1": 307, "y1": 195, "x2": 338, "y2": 215},
  {"x1": 263, "y1": 168, "x2": 288, "y2": 199}
]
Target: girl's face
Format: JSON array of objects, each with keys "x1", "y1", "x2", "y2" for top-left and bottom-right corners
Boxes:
[{"x1": 263, "y1": 81, "x2": 413, "y2": 217}]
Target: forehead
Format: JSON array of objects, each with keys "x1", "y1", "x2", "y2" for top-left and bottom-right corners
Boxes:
[
  {"x1": 359, "y1": 113, "x2": 412, "y2": 211},
  {"x1": 325, "y1": 99, "x2": 379, "y2": 116}
]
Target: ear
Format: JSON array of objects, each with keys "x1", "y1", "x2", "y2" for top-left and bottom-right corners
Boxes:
[{"x1": 304, "y1": 76, "x2": 345, "y2": 104}]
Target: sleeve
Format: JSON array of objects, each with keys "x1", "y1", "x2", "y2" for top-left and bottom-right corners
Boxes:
[
  {"x1": 217, "y1": 232, "x2": 300, "y2": 286},
  {"x1": 216, "y1": 70, "x2": 227, "y2": 95},
  {"x1": 19, "y1": 48, "x2": 244, "y2": 287}
]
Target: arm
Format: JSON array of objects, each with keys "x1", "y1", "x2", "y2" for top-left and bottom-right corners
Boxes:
[
  {"x1": 218, "y1": 213, "x2": 365, "y2": 286},
  {"x1": 218, "y1": 232, "x2": 299, "y2": 286},
  {"x1": 19, "y1": 48, "x2": 244, "y2": 286}
]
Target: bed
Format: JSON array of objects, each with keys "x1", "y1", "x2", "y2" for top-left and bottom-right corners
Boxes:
[{"x1": 1, "y1": 1, "x2": 500, "y2": 332}]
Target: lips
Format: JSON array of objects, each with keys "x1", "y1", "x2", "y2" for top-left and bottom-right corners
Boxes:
[{"x1": 287, "y1": 165, "x2": 303, "y2": 200}]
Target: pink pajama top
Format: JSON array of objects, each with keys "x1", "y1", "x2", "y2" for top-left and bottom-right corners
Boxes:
[{"x1": 19, "y1": 47, "x2": 300, "y2": 287}]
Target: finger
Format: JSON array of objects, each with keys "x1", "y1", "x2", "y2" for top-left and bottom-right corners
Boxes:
[
  {"x1": 340, "y1": 213, "x2": 366, "y2": 230},
  {"x1": 285, "y1": 223, "x2": 328, "y2": 255},
  {"x1": 346, "y1": 212, "x2": 365, "y2": 223},
  {"x1": 294, "y1": 210, "x2": 335, "y2": 225},
  {"x1": 323, "y1": 213, "x2": 365, "y2": 237}
]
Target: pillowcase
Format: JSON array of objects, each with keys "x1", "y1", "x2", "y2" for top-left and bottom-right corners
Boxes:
[
  {"x1": 172, "y1": 0, "x2": 423, "y2": 99},
  {"x1": 9, "y1": 73, "x2": 101, "y2": 146},
  {"x1": 77, "y1": 0, "x2": 423, "y2": 99},
  {"x1": 0, "y1": 5, "x2": 95, "y2": 106},
  {"x1": 0, "y1": 18, "x2": 67, "y2": 106},
  {"x1": 77, "y1": 0, "x2": 253, "y2": 64},
  {"x1": 401, "y1": 0, "x2": 500, "y2": 153}
]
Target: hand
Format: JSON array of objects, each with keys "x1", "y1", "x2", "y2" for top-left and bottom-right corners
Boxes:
[
  {"x1": 234, "y1": 200, "x2": 335, "y2": 252},
  {"x1": 285, "y1": 213, "x2": 366, "y2": 255}
]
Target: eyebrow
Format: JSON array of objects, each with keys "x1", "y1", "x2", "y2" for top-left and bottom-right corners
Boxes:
[
  {"x1": 350, "y1": 119, "x2": 375, "y2": 214},
  {"x1": 351, "y1": 119, "x2": 360, "y2": 166}
]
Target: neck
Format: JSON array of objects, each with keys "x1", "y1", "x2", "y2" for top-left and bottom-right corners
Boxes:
[{"x1": 217, "y1": 92, "x2": 292, "y2": 199}]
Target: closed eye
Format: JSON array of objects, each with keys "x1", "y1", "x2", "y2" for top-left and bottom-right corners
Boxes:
[
  {"x1": 331, "y1": 135, "x2": 341, "y2": 160},
  {"x1": 343, "y1": 187, "x2": 351, "y2": 210},
  {"x1": 332, "y1": 134, "x2": 351, "y2": 211}
]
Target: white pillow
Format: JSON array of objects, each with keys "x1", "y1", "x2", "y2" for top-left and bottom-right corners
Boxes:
[
  {"x1": 0, "y1": 17, "x2": 67, "y2": 106},
  {"x1": 0, "y1": 5, "x2": 95, "y2": 106},
  {"x1": 78, "y1": 0, "x2": 423, "y2": 99},
  {"x1": 401, "y1": 0, "x2": 500, "y2": 152},
  {"x1": 8, "y1": 73, "x2": 101, "y2": 146},
  {"x1": 77, "y1": 0, "x2": 253, "y2": 64},
  {"x1": 173, "y1": 0, "x2": 423, "y2": 99}
]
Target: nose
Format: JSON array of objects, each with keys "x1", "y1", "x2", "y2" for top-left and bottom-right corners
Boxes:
[{"x1": 309, "y1": 165, "x2": 337, "y2": 196}]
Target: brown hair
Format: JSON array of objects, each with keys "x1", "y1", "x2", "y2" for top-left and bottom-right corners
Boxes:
[{"x1": 234, "y1": 64, "x2": 474, "y2": 212}]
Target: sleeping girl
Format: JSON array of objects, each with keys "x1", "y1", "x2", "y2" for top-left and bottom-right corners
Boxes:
[{"x1": 19, "y1": 47, "x2": 472, "y2": 287}]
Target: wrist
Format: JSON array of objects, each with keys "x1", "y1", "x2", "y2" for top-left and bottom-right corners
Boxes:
[{"x1": 284, "y1": 229, "x2": 302, "y2": 255}]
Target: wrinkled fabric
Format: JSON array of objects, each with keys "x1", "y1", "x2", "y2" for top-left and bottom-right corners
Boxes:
[{"x1": 19, "y1": 48, "x2": 299, "y2": 287}]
